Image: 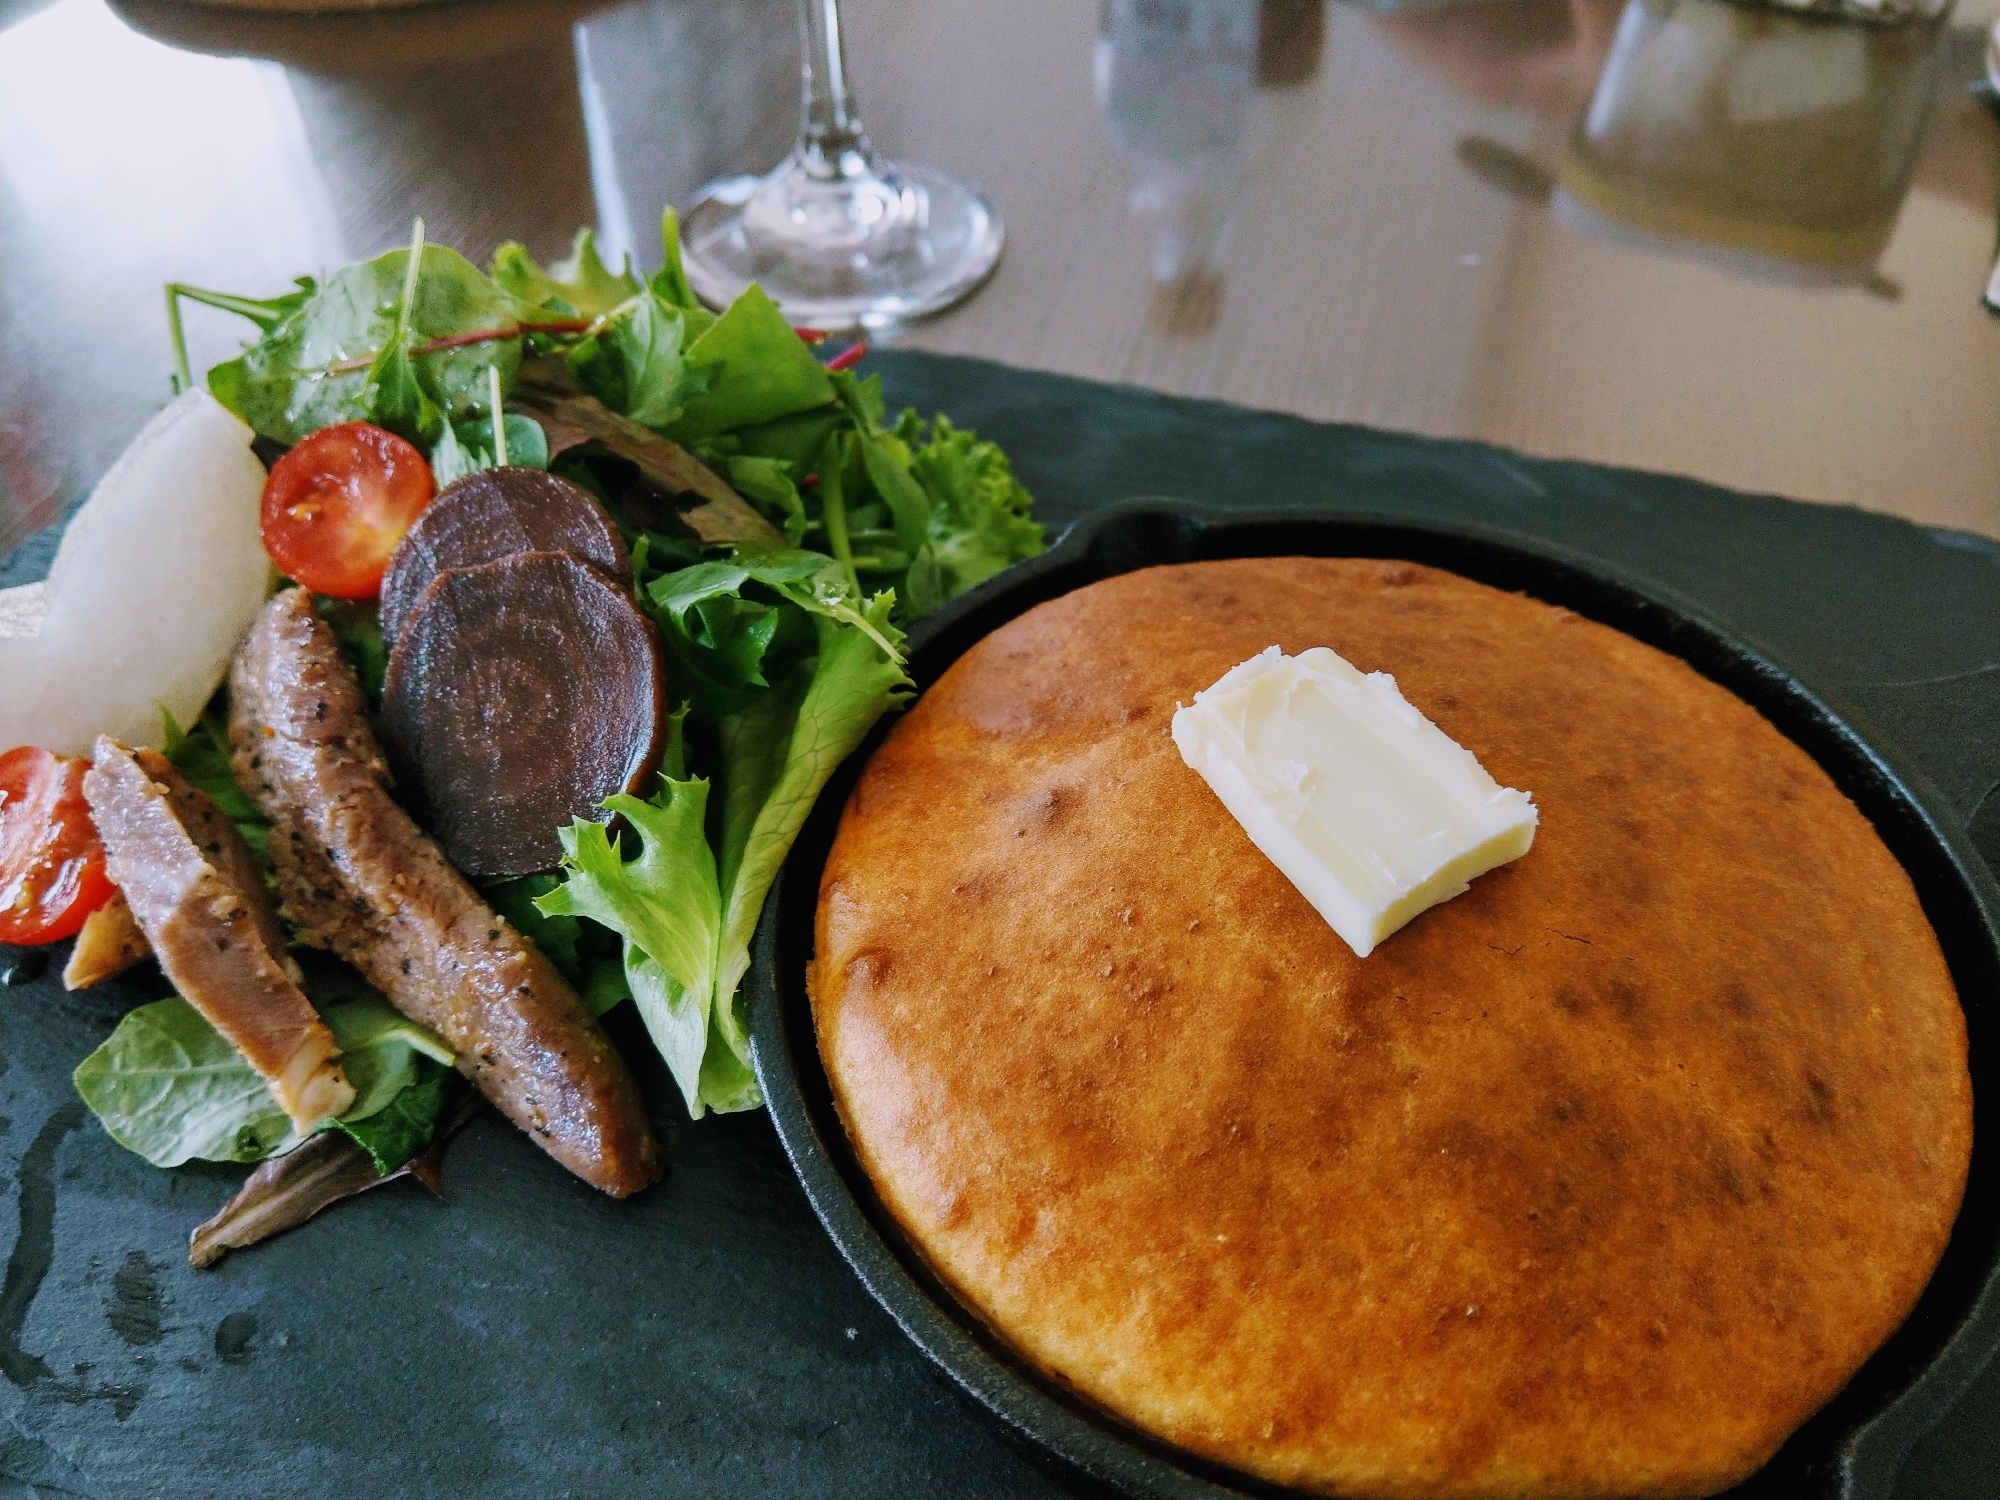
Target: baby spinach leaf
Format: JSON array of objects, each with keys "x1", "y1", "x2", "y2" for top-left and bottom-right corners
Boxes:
[
  {"x1": 430, "y1": 413, "x2": 550, "y2": 487},
  {"x1": 207, "y1": 245, "x2": 539, "y2": 444},
  {"x1": 74, "y1": 998, "x2": 299, "y2": 1167},
  {"x1": 330, "y1": 1058, "x2": 451, "y2": 1174},
  {"x1": 73, "y1": 992, "x2": 453, "y2": 1170}
]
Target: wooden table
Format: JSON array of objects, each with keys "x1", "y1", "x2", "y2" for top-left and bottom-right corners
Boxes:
[{"x1": 1, "y1": 0, "x2": 1996, "y2": 560}]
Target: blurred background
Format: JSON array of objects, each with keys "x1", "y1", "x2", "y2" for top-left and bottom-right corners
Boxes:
[{"x1": 2, "y1": 0, "x2": 1995, "y2": 547}]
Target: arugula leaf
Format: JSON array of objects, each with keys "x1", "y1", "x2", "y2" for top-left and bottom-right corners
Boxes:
[
  {"x1": 725, "y1": 455, "x2": 808, "y2": 545},
  {"x1": 732, "y1": 406, "x2": 846, "y2": 471},
  {"x1": 490, "y1": 229, "x2": 643, "y2": 319},
  {"x1": 537, "y1": 781, "x2": 722, "y2": 1117},
  {"x1": 830, "y1": 368, "x2": 889, "y2": 431},
  {"x1": 171, "y1": 278, "x2": 319, "y2": 335},
  {"x1": 73, "y1": 991, "x2": 453, "y2": 1170},
  {"x1": 667, "y1": 284, "x2": 835, "y2": 444},
  {"x1": 162, "y1": 706, "x2": 270, "y2": 862},
  {"x1": 207, "y1": 245, "x2": 539, "y2": 444},
  {"x1": 650, "y1": 208, "x2": 706, "y2": 317}
]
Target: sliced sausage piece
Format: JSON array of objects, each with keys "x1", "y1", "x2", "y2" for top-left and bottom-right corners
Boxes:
[
  {"x1": 381, "y1": 551, "x2": 666, "y2": 879},
  {"x1": 83, "y1": 739, "x2": 354, "y2": 1132},
  {"x1": 228, "y1": 589, "x2": 663, "y2": 1197},
  {"x1": 61, "y1": 889, "x2": 151, "y2": 990},
  {"x1": 378, "y1": 467, "x2": 629, "y2": 644}
]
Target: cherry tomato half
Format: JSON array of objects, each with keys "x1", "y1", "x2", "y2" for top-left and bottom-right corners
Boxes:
[
  {"x1": 261, "y1": 421, "x2": 436, "y2": 599},
  {"x1": 0, "y1": 747, "x2": 115, "y2": 947}
]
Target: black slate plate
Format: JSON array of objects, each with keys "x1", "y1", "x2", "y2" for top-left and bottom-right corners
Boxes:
[{"x1": 749, "y1": 498, "x2": 2000, "y2": 1500}]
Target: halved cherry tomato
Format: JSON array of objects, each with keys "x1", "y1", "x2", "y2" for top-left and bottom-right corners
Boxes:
[
  {"x1": 0, "y1": 747, "x2": 115, "y2": 947},
  {"x1": 260, "y1": 421, "x2": 435, "y2": 599}
]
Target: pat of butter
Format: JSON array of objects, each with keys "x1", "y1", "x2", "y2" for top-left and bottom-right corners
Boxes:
[{"x1": 1171, "y1": 646, "x2": 1536, "y2": 958}]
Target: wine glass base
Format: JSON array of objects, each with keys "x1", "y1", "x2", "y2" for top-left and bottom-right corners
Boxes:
[{"x1": 680, "y1": 158, "x2": 1005, "y2": 332}]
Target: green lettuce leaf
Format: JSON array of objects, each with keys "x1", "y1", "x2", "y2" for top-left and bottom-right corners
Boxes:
[
  {"x1": 490, "y1": 228, "x2": 643, "y2": 319},
  {"x1": 207, "y1": 245, "x2": 538, "y2": 444},
  {"x1": 537, "y1": 781, "x2": 722, "y2": 1117},
  {"x1": 73, "y1": 992, "x2": 453, "y2": 1170},
  {"x1": 666, "y1": 284, "x2": 835, "y2": 444},
  {"x1": 566, "y1": 292, "x2": 707, "y2": 431},
  {"x1": 486, "y1": 873, "x2": 581, "y2": 984},
  {"x1": 712, "y1": 596, "x2": 911, "y2": 1035},
  {"x1": 897, "y1": 411, "x2": 1044, "y2": 598}
]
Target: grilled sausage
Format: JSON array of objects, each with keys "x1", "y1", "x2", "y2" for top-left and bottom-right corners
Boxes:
[
  {"x1": 227, "y1": 588, "x2": 662, "y2": 1197},
  {"x1": 84, "y1": 739, "x2": 353, "y2": 1131}
]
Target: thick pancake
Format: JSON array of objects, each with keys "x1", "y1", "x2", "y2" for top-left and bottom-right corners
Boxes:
[{"x1": 810, "y1": 558, "x2": 1972, "y2": 1500}]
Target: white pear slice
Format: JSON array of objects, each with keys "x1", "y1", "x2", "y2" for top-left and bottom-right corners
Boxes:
[{"x1": 0, "y1": 391, "x2": 273, "y2": 757}]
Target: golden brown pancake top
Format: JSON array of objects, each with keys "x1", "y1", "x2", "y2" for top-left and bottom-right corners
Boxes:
[{"x1": 811, "y1": 558, "x2": 1971, "y2": 1500}]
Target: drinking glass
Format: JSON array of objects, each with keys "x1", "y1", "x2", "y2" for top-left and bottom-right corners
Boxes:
[{"x1": 678, "y1": 0, "x2": 1004, "y2": 330}]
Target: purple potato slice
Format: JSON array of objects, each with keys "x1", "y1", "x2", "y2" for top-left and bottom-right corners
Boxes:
[
  {"x1": 380, "y1": 466, "x2": 629, "y2": 644},
  {"x1": 382, "y1": 551, "x2": 666, "y2": 878}
]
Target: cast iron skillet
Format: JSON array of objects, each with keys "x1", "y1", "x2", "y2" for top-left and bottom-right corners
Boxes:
[{"x1": 749, "y1": 499, "x2": 2000, "y2": 1500}]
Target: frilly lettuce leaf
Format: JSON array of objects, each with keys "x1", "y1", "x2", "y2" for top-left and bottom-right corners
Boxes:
[
  {"x1": 713, "y1": 596, "x2": 911, "y2": 1026},
  {"x1": 537, "y1": 781, "x2": 721, "y2": 1117},
  {"x1": 540, "y1": 587, "x2": 908, "y2": 1118},
  {"x1": 896, "y1": 411, "x2": 1044, "y2": 598}
]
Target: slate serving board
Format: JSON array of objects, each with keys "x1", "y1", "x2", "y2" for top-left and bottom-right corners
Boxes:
[{"x1": 0, "y1": 350, "x2": 1996, "y2": 1499}]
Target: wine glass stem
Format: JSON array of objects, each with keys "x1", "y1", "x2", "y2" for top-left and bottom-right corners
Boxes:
[{"x1": 797, "y1": 0, "x2": 879, "y2": 182}]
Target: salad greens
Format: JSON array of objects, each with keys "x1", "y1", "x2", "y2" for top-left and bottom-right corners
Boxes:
[
  {"x1": 73, "y1": 988, "x2": 453, "y2": 1172},
  {"x1": 97, "y1": 205, "x2": 1040, "y2": 1205}
]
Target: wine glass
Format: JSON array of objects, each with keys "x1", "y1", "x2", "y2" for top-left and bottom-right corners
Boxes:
[{"x1": 678, "y1": 0, "x2": 1004, "y2": 331}]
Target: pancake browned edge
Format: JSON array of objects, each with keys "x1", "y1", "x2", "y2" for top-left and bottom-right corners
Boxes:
[{"x1": 809, "y1": 558, "x2": 1973, "y2": 1500}]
